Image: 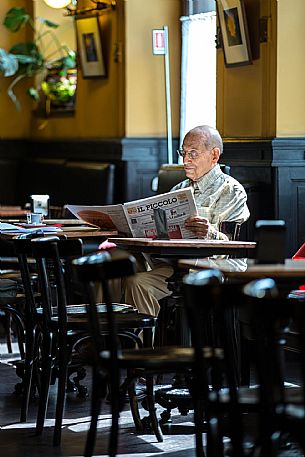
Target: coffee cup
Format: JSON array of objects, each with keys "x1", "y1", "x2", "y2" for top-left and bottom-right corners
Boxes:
[{"x1": 27, "y1": 213, "x2": 43, "y2": 225}]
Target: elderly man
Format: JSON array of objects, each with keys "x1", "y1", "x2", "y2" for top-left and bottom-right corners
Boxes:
[{"x1": 123, "y1": 125, "x2": 250, "y2": 317}]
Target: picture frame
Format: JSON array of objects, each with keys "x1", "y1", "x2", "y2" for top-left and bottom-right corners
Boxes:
[
  {"x1": 216, "y1": 0, "x2": 252, "y2": 67},
  {"x1": 75, "y1": 16, "x2": 106, "y2": 78}
]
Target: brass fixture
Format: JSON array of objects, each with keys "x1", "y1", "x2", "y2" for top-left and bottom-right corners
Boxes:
[{"x1": 65, "y1": 0, "x2": 116, "y2": 16}]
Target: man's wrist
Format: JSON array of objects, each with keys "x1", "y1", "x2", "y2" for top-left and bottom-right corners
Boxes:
[
  {"x1": 207, "y1": 226, "x2": 229, "y2": 240},
  {"x1": 207, "y1": 226, "x2": 218, "y2": 240}
]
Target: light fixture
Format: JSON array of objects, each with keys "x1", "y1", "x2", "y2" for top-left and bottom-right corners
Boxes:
[
  {"x1": 43, "y1": 0, "x2": 72, "y2": 8},
  {"x1": 65, "y1": 0, "x2": 116, "y2": 16}
]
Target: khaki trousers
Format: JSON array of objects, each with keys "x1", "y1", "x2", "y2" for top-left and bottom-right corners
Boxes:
[
  {"x1": 123, "y1": 262, "x2": 174, "y2": 317},
  {"x1": 95, "y1": 258, "x2": 173, "y2": 317}
]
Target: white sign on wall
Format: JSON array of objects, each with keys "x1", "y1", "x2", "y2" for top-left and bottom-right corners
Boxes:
[
  {"x1": 152, "y1": 29, "x2": 166, "y2": 55},
  {"x1": 152, "y1": 26, "x2": 172, "y2": 164}
]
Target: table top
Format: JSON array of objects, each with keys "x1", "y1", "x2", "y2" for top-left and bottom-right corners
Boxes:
[
  {"x1": 109, "y1": 237, "x2": 256, "y2": 258},
  {"x1": 0, "y1": 229, "x2": 117, "y2": 240},
  {"x1": 0, "y1": 208, "x2": 29, "y2": 218},
  {"x1": 60, "y1": 230, "x2": 117, "y2": 239},
  {"x1": 178, "y1": 257, "x2": 305, "y2": 278}
]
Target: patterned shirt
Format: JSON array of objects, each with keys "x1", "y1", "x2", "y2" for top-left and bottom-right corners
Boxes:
[{"x1": 171, "y1": 164, "x2": 250, "y2": 240}]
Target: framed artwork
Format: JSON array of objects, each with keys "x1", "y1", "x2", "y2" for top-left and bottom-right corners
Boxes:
[
  {"x1": 75, "y1": 16, "x2": 106, "y2": 78},
  {"x1": 216, "y1": 0, "x2": 252, "y2": 67}
]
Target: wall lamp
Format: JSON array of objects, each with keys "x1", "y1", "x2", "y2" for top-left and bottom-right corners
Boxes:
[
  {"x1": 43, "y1": 1, "x2": 116, "y2": 14},
  {"x1": 43, "y1": 0, "x2": 73, "y2": 8}
]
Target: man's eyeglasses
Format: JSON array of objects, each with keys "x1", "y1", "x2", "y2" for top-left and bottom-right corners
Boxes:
[{"x1": 177, "y1": 148, "x2": 206, "y2": 160}]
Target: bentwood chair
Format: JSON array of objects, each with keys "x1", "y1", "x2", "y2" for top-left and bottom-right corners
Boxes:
[
  {"x1": 27, "y1": 237, "x2": 158, "y2": 446},
  {"x1": 13, "y1": 238, "x2": 39, "y2": 422},
  {"x1": 73, "y1": 250, "x2": 222, "y2": 457},
  {"x1": 13, "y1": 236, "x2": 87, "y2": 426},
  {"x1": 242, "y1": 278, "x2": 305, "y2": 456},
  {"x1": 183, "y1": 270, "x2": 305, "y2": 457},
  {"x1": 183, "y1": 269, "x2": 248, "y2": 457},
  {"x1": 0, "y1": 238, "x2": 34, "y2": 355},
  {"x1": 0, "y1": 278, "x2": 25, "y2": 355}
]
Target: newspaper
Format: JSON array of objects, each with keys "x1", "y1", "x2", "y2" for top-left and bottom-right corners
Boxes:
[
  {"x1": 0, "y1": 222, "x2": 62, "y2": 234},
  {"x1": 66, "y1": 187, "x2": 198, "y2": 239}
]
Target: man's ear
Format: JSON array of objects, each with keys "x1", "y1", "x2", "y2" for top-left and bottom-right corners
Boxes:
[{"x1": 212, "y1": 147, "x2": 221, "y2": 163}]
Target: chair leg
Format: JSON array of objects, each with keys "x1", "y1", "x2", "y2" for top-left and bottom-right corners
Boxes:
[
  {"x1": 127, "y1": 379, "x2": 143, "y2": 432},
  {"x1": 4, "y1": 312, "x2": 13, "y2": 353},
  {"x1": 120, "y1": 369, "x2": 143, "y2": 432},
  {"x1": 146, "y1": 375, "x2": 163, "y2": 442},
  {"x1": 53, "y1": 346, "x2": 70, "y2": 446},
  {"x1": 20, "y1": 327, "x2": 36, "y2": 422},
  {"x1": 193, "y1": 398, "x2": 205, "y2": 457},
  {"x1": 84, "y1": 368, "x2": 105, "y2": 457},
  {"x1": 3, "y1": 307, "x2": 26, "y2": 358},
  {"x1": 36, "y1": 335, "x2": 53, "y2": 436},
  {"x1": 13, "y1": 313, "x2": 26, "y2": 359},
  {"x1": 206, "y1": 415, "x2": 224, "y2": 457},
  {"x1": 108, "y1": 374, "x2": 121, "y2": 457}
]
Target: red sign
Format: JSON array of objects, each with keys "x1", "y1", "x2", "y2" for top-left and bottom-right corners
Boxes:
[{"x1": 152, "y1": 29, "x2": 166, "y2": 55}]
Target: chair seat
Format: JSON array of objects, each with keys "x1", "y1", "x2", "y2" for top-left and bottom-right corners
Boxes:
[
  {"x1": 99, "y1": 345, "x2": 213, "y2": 369},
  {"x1": 67, "y1": 303, "x2": 136, "y2": 314},
  {"x1": 37, "y1": 302, "x2": 136, "y2": 316},
  {"x1": 47, "y1": 310, "x2": 156, "y2": 332}
]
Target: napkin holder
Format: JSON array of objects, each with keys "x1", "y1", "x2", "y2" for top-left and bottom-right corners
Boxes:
[{"x1": 255, "y1": 220, "x2": 286, "y2": 264}]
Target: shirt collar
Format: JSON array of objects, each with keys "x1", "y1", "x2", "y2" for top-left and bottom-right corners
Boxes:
[{"x1": 192, "y1": 164, "x2": 222, "y2": 193}]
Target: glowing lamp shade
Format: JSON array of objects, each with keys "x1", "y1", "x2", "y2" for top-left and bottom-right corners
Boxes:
[{"x1": 43, "y1": 0, "x2": 71, "y2": 8}]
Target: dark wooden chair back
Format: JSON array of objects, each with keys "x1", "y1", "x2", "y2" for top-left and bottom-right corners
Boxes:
[
  {"x1": 30, "y1": 237, "x2": 83, "y2": 331},
  {"x1": 241, "y1": 278, "x2": 305, "y2": 454},
  {"x1": 72, "y1": 249, "x2": 137, "y2": 362},
  {"x1": 183, "y1": 269, "x2": 242, "y2": 387},
  {"x1": 242, "y1": 278, "x2": 287, "y2": 396},
  {"x1": 157, "y1": 163, "x2": 231, "y2": 194},
  {"x1": 19, "y1": 159, "x2": 116, "y2": 207},
  {"x1": 183, "y1": 268, "x2": 246, "y2": 456},
  {"x1": 13, "y1": 238, "x2": 38, "y2": 324}
]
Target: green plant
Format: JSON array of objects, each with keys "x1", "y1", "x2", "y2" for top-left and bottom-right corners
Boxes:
[
  {"x1": 41, "y1": 69, "x2": 77, "y2": 107},
  {"x1": 0, "y1": 7, "x2": 76, "y2": 110}
]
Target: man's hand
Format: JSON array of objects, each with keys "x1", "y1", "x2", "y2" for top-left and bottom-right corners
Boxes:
[{"x1": 185, "y1": 216, "x2": 210, "y2": 238}]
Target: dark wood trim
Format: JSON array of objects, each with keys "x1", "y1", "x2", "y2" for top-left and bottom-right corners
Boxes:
[
  {"x1": 0, "y1": 136, "x2": 177, "y2": 206},
  {"x1": 223, "y1": 140, "x2": 273, "y2": 166},
  {"x1": 222, "y1": 137, "x2": 305, "y2": 256},
  {"x1": 272, "y1": 137, "x2": 305, "y2": 166},
  {"x1": 0, "y1": 140, "x2": 28, "y2": 159}
]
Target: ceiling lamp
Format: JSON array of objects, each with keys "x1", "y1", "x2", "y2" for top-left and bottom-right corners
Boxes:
[{"x1": 43, "y1": 0, "x2": 72, "y2": 8}]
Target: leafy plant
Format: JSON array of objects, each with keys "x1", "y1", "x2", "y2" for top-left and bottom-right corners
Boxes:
[
  {"x1": 0, "y1": 7, "x2": 76, "y2": 110},
  {"x1": 41, "y1": 69, "x2": 77, "y2": 107}
]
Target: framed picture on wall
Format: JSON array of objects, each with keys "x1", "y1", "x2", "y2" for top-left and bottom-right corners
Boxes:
[
  {"x1": 75, "y1": 16, "x2": 106, "y2": 78},
  {"x1": 216, "y1": 0, "x2": 252, "y2": 67}
]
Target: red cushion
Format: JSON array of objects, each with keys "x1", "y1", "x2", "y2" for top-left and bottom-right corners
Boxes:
[{"x1": 292, "y1": 242, "x2": 305, "y2": 259}]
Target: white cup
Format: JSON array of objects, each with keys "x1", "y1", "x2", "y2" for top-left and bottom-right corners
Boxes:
[{"x1": 27, "y1": 213, "x2": 43, "y2": 225}]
